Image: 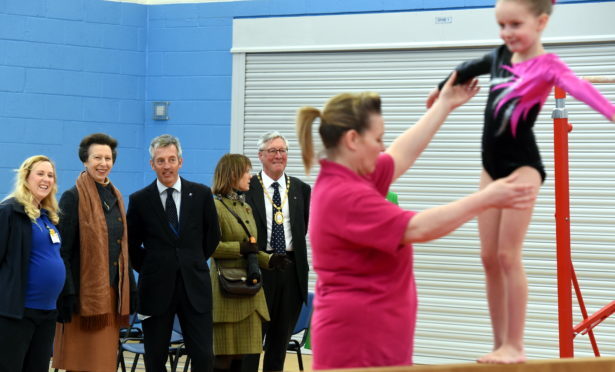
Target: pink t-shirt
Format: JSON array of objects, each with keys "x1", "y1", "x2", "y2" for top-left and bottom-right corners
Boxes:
[{"x1": 310, "y1": 153, "x2": 416, "y2": 370}]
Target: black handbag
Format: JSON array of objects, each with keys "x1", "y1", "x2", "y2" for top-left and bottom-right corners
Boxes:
[
  {"x1": 216, "y1": 266, "x2": 261, "y2": 296},
  {"x1": 215, "y1": 197, "x2": 262, "y2": 297}
]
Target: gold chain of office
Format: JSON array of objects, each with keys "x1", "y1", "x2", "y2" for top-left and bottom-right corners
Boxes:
[{"x1": 258, "y1": 173, "x2": 290, "y2": 225}]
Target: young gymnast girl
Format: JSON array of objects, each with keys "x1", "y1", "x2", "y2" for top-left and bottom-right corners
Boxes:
[{"x1": 427, "y1": 0, "x2": 615, "y2": 364}]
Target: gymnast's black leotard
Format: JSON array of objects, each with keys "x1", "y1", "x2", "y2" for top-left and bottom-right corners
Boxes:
[
  {"x1": 438, "y1": 45, "x2": 615, "y2": 183},
  {"x1": 440, "y1": 45, "x2": 546, "y2": 182}
]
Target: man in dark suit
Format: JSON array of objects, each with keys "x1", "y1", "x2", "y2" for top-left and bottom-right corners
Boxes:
[
  {"x1": 127, "y1": 134, "x2": 220, "y2": 372},
  {"x1": 244, "y1": 131, "x2": 311, "y2": 372}
]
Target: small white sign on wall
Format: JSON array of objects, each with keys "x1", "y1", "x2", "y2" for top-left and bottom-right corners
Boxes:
[{"x1": 435, "y1": 16, "x2": 452, "y2": 24}]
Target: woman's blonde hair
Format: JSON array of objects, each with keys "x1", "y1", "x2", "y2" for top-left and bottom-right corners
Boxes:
[
  {"x1": 8, "y1": 155, "x2": 60, "y2": 224},
  {"x1": 296, "y1": 92, "x2": 381, "y2": 174},
  {"x1": 212, "y1": 154, "x2": 252, "y2": 196}
]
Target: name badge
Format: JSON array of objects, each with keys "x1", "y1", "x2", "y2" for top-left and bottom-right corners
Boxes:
[{"x1": 49, "y1": 228, "x2": 61, "y2": 244}]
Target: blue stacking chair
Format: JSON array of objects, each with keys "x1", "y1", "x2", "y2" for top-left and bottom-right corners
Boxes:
[
  {"x1": 286, "y1": 292, "x2": 314, "y2": 371},
  {"x1": 117, "y1": 271, "x2": 185, "y2": 372},
  {"x1": 117, "y1": 315, "x2": 184, "y2": 372}
]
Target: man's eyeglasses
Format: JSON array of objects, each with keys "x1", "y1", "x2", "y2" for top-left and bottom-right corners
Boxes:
[{"x1": 262, "y1": 148, "x2": 288, "y2": 155}]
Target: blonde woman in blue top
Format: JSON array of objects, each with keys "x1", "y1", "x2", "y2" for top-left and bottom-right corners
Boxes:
[{"x1": 0, "y1": 155, "x2": 63, "y2": 371}]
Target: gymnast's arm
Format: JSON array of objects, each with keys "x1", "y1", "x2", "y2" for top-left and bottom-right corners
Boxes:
[
  {"x1": 386, "y1": 71, "x2": 479, "y2": 181},
  {"x1": 554, "y1": 61, "x2": 615, "y2": 123},
  {"x1": 426, "y1": 50, "x2": 494, "y2": 108}
]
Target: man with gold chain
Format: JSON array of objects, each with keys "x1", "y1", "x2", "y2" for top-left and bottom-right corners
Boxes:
[{"x1": 244, "y1": 131, "x2": 311, "y2": 372}]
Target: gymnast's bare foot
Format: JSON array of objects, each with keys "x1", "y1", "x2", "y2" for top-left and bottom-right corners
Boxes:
[{"x1": 477, "y1": 345, "x2": 526, "y2": 364}]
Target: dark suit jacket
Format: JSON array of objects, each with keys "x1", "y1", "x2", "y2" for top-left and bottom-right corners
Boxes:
[
  {"x1": 245, "y1": 174, "x2": 311, "y2": 303},
  {"x1": 127, "y1": 177, "x2": 220, "y2": 316}
]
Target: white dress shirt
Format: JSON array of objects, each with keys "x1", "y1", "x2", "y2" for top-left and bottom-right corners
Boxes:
[
  {"x1": 260, "y1": 171, "x2": 293, "y2": 252},
  {"x1": 156, "y1": 177, "x2": 182, "y2": 221}
]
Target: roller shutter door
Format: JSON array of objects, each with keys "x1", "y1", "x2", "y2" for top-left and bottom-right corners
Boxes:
[{"x1": 240, "y1": 42, "x2": 615, "y2": 363}]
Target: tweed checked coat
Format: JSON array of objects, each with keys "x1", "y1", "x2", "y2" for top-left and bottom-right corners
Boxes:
[{"x1": 211, "y1": 196, "x2": 270, "y2": 355}]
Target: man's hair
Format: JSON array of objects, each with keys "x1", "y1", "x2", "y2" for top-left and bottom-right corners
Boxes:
[
  {"x1": 150, "y1": 134, "x2": 183, "y2": 160},
  {"x1": 257, "y1": 131, "x2": 288, "y2": 151}
]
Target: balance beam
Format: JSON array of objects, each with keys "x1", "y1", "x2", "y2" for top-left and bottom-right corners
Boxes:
[
  {"x1": 583, "y1": 76, "x2": 615, "y2": 84},
  {"x1": 326, "y1": 357, "x2": 615, "y2": 372}
]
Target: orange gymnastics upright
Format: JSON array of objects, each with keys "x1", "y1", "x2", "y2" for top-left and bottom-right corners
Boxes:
[{"x1": 552, "y1": 77, "x2": 615, "y2": 358}]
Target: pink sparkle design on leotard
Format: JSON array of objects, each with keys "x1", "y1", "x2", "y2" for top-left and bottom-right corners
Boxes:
[
  {"x1": 492, "y1": 54, "x2": 560, "y2": 137},
  {"x1": 490, "y1": 49, "x2": 615, "y2": 137}
]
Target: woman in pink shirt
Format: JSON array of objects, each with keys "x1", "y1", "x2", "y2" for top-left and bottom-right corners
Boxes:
[{"x1": 296, "y1": 72, "x2": 537, "y2": 369}]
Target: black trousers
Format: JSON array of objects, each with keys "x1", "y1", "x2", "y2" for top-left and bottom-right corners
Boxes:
[
  {"x1": 243, "y1": 256, "x2": 302, "y2": 372},
  {"x1": 214, "y1": 353, "x2": 257, "y2": 372},
  {"x1": 0, "y1": 308, "x2": 57, "y2": 372},
  {"x1": 142, "y1": 273, "x2": 213, "y2": 372}
]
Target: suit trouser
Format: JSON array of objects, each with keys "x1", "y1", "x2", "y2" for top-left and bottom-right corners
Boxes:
[
  {"x1": 0, "y1": 308, "x2": 57, "y2": 372},
  {"x1": 243, "y1": 256, "x2": 302, "y2": 372},
  {"x1": 142, "y1": 273, "x2": 213, "y2": 372}
]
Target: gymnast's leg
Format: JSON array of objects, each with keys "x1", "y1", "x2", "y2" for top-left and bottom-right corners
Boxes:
[{"x1": 478, "y1": 166, "x2": 540, "y2": 364}]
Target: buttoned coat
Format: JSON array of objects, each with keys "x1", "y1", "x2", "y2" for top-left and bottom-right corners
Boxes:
[
  {"x1": 0, "y1": 198, "x2": 34, "y2": 319},
  {"x1": 127, "y1": 178, "x2": 220, "y2": 316},
  {"x1": 211, "y1": 196, "x2": 270, "y2": 354}
]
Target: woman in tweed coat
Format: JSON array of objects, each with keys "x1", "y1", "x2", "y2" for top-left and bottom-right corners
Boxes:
[{"x1": 211, "y1": 154, "x2": 272, "y2": 372}]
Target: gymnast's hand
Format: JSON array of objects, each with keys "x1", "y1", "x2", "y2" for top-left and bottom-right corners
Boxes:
[
  {"x1": 436, "y1": 70, "x2": 480, "y2": 111},
  {"x1": 483, "y1": 173, "x2": 537, "y2": 210}
]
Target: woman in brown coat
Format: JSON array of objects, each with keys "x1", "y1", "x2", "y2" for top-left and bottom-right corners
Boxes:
[{"x1": 52, "y1": 133, "x2": 136, "y2": 372}]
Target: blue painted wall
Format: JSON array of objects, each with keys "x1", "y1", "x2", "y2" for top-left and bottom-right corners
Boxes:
[
  {"x1": 0, "y1": 0, "x2": 146, "y2": 198},
  {"x1": 0, "y1": 0, "x2": 608, "y2": 198}
]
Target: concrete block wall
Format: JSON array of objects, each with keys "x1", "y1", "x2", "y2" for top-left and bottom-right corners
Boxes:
[
  {"x1": 0, "y1": 0, "x2": 146, "y2": 198},
  {"x1": 146, "y1": 2, "x2": 235, "y2": 186}
]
